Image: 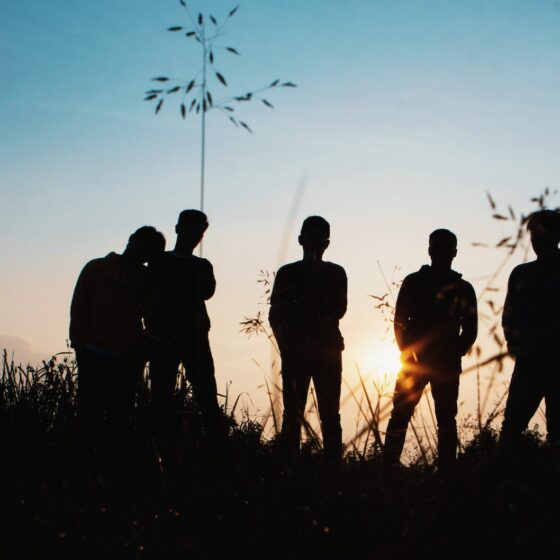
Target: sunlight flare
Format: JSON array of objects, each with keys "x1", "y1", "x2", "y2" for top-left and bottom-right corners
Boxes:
[{"x1": 359, "y1": 342, "x2": 402, "y2": 383}]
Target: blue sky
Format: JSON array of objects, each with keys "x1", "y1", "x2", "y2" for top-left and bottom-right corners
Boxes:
[{"x1": 1, "y1": 0, "x2": 559, "y2": 427}]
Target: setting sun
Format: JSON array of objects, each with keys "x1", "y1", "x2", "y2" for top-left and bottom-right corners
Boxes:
[{"x1": 359, "y1": 342, "x2": 402, "y2": 382}]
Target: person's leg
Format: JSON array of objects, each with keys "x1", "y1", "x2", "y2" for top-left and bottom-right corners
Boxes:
[
  {"x1": 500, "y1": 358, "x2": 544, "y2": 449},
  {"x1": 149, "y1": 343, "x2": 181, "y2": 431},
  {"x1": 106, "y1": 355, "x2": 144, "y2": 459},
  {"x1": 543, "y1": 366, "x2": 560, "y2": 446},
  {"x1": 280, "y1": 345, "x2": 312, "y2": 458},
  {"x1": 430, "y1": 371, "x2": 460, "y2": 472},
  {"x1": 312, "y1": 346, "x2": 343, "y2": 460},
  {"x1": 384, "y1": 367, "x2": 427, "y2": 467},
  {"x1": 182, "y1": 328, "x2": 225, "y2": 449},
  {"x1": 76, "y1": 347, "x2": 105, "y2": 455}
]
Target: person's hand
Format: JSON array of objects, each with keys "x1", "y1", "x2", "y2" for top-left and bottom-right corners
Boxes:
[
  {"x1": 70, "y1": 339, "x2": 84, "y2": 351},
  {"x1": 507, "y1": 343, "x2": 520, "y2": 358}
]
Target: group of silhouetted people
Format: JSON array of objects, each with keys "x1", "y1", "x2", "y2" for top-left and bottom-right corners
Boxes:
[{"x1": 69, "y1": 207, "x2": 560, "y2": 471}]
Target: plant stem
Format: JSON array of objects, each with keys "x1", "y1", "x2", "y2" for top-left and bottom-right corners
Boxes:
[{"x1": 199, "y1": 25, "x2": 207, "y2": 256}]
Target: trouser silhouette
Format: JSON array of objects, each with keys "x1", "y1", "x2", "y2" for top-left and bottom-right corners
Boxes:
[
  {"x1": 385, "y1": 364, "x2": 460, "y2": 469},
  {"x1": 501, "y1": 355, "x2": 560, "y2": 447},
  {"x1": 280, "y1": 343, "x2": 343, "y2": 459},
  {"x1": 149, "y1": 327, "x2": 224, "y2": 446},
  {"x1": 77, "y1": 346, "x2": 143, "y2": 457}
]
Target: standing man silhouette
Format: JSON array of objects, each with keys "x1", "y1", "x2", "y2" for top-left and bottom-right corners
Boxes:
[
  {"x1": 70, "y1": 226, "x2": 166, "y2": 456},
  {"x1": 500, "y1": 210, "x2": 560, "y2": 448},
  {"x1": 147, "y1": 210, "x2": 224, "y2": 453},
  {"x1": 384, "y1": 229, "x2": 477, "y2": 471},
  {"x1": 269, "y1": 216, "x2": 347, "y2": 460}
]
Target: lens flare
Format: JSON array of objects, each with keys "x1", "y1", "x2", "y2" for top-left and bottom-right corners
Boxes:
[{"x1": 359, "y1": 342, "x2": 402, "y2": 382}]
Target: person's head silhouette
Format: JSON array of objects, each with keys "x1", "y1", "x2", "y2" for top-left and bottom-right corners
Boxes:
[
  {"x1": 175, "y1": 209, "x2": 209, "y2": 254},
  {"x1": 299, "y1": 216, "x2": 330, "y2": 261},
  {"x1": 527, "y1": 210, "x2": 560, "y2": 258},
  {"x1": 124, "y1": 226, "x2": 166, "y2": 265},
  {"x1": 428, "y1": 229, "x2": 457, "y2": 270}
]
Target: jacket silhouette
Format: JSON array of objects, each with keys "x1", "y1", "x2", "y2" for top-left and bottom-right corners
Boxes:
[
  {"x1": 146, "y1": 210, "x2": 224, "y2": 454},
  {"x1": 270, "y1": 216, "x2": 347, "y2": 459},
  {"x1": 394, "y1": 265, "x2": 477, "y2": 371},
  {"x1": 501, "y1": 210, "x2": 560, "y2": 447},
  {"x1": 69, "y1": 227, "x2": 165, "y2": 458},
  {"x1": 385, "y1": 230, "x2": 477, "y2": 471}
]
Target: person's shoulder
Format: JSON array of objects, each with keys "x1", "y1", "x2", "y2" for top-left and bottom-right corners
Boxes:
[
  {"x1": 192, "y1": 255, "x2": 213, "y2": 268},
  {"x1": 277, "y1": 261, "x2": 301, "y2": 274},
  {"x1": 457, "y1": 276, "x2": 476, "y2": 295},
  {"x1": 509, "y1": 261, "x2": 536, "y2": 279},
  {"x1": 513, "y1": 260, "x2": 536, "y2": 272},
  {"x1": 323, "y1": 261, "x2": 346, "y2": 275},
  {"x1": 151, "y1": 251, "x2": 181, "y2": 269},
  {"x1": 82, "y1": 253, "x2": 115, "y2": 273},
  {"x1": 402, "y1": 268, "x2": 425, "y2": 284}
]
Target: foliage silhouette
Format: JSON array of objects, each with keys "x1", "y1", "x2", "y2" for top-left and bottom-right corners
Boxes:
[{"x1": 145, "y1": 1, "x2": 297, "y2": 212}]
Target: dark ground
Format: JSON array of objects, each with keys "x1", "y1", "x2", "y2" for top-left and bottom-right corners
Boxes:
[
  {"x1": 1, "y1": 404, "x2": 559, "y2": 560},
  {"x1": 1, "y1": 356, "x2": 559, "y2": 559}
]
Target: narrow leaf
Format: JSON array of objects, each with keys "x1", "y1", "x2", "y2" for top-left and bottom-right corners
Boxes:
[
  {"x1": 492, "y1": 214, "x2": 509, "y2": 221},
  {"x1": 210, "y1": 15, "x2": 218, "y2": 25},
  {"x1": 508, "y1": 205, "x2": 516, "y2": 220},
  {"x1": 145, "y1": 89, "x2": 163, "y2": 94},
  {"x1": 168, "y1": 26, "x2": 183, "y2": 31},
  {"x1": 186, "y1": 31, "x2": 197, "y2": 37},
  {"x1": 144, "y1": 94, "x2": 158, "y2": 101},
  {"x1": 224, "y1": 106, "x2": 235, "y2": 112},
  {"x1": 486, "y1": 191, "x2": 496, "y2": 210},
  {"x1": 203, "y1": 99, "x2": 208, "y2": 112},
  {"x1": 167, "y1": 86, "x2": 181, "y2": 93},
  {"x1": 198, "y1": 13, "x2": 203, "y2": 25},
  {"x1": 179, "y1": 0, "x2": 186, "y2": 6},
  {"x1": 226, "y1": 47, "x2": 240, "y2": 55},
  {"x1": 229, "y1": 116, "x2": 238, "y2": 127},
  {"x1": 262, "y1": 99, "x2": 274, "y2": 109},
  {"x1": 186, "y1": 80, "x2": 195, "y2": 93},
  {"x1": 240, "y1": 121, "x2": 253, "y2": 133},
  {"x1": 209, "y1": 51, "x2": 214, "y2": 64},
  {"x1": 207, "y1": 91, "x2": 213, "y2": 105},
  {"x1": 281, "y1": 81, "x2": 297, "y2": 87},
  {"x1": 196, "y1": 103, "x2": 200, "y2": 114},
  {"x1": 155, "y1": 99, "x2": 164, "y2": 114},
  {"x1": 229, "y1": 5, "x2": 239, "y2": 17},
  {"x1": 152, "y1": 77, "x2": 169, "y2": 82},
  {"x1": 215, "y1": 72, "x2": 227, "y2": 86},
  {"x1": 270, "y1": 79, "x2": 280, "y2": 87},
  {"x1": 189, "y1": 98, "x2": 197, "y2": 111},
  {"x1": 181, "y1": 103, "x2": 186, "y2": 119}
]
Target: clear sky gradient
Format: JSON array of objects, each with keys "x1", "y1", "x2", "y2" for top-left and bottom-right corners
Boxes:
[{"x1": 1, "y1": 0, "x2": 559, "y2": 431}]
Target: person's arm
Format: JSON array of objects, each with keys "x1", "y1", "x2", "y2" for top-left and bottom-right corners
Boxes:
[
  {"x1": 69, "y1": 261, "x2": 96, "y2": 349},
  {"x1": 502, "y1": 267, "x2": 521, "y2": 355},
  {"x1": 458, "y1": 282, "x2": 478, "y2": 355},
  {"x1": 198, "y1": 258, "x2": 216, "y2": 301},
  {"x1": 327, "y1": 266, "x2": 347, "y2": 321},
  {"x1": 394, "y1": 277, "x2": 411, "y2": 352},
  {"x1": 269, "y1": 267, "x2": 290, "y2": 344}
]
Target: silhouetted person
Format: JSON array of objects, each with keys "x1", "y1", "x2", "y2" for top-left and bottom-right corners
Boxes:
[
  {"x1": 69, "y1": 226, "x2": 166, "y2": 458},
  {"x1": 269, "y1": 216, "x2": 347, "y2": 460},
  {"x1": 384, "y1": 229, "x2": 477, "y2": 472},
  {"x1": 500, "y1": 210, "x2": 560, "y2": 449},
  {"x1": 147, "y1": 210, "x2": 224, "y2": 453}
]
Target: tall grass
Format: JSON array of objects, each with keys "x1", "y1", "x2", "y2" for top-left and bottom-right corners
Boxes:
[
  {"x1": 239, "y1": 190, "x2": 557, "y2": 464},
  {"x1": 0, "y1": 191, "x2": 558, "y2": 557}
]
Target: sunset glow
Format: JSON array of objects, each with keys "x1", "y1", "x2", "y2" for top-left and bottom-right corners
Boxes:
[{"x1": 359, "y1": 342, "x2": 402, "y2": 383}]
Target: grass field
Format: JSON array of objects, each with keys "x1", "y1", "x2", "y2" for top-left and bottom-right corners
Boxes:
[{"x1": 0, "y1": 351, "x2": 558, "y2": 560}]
